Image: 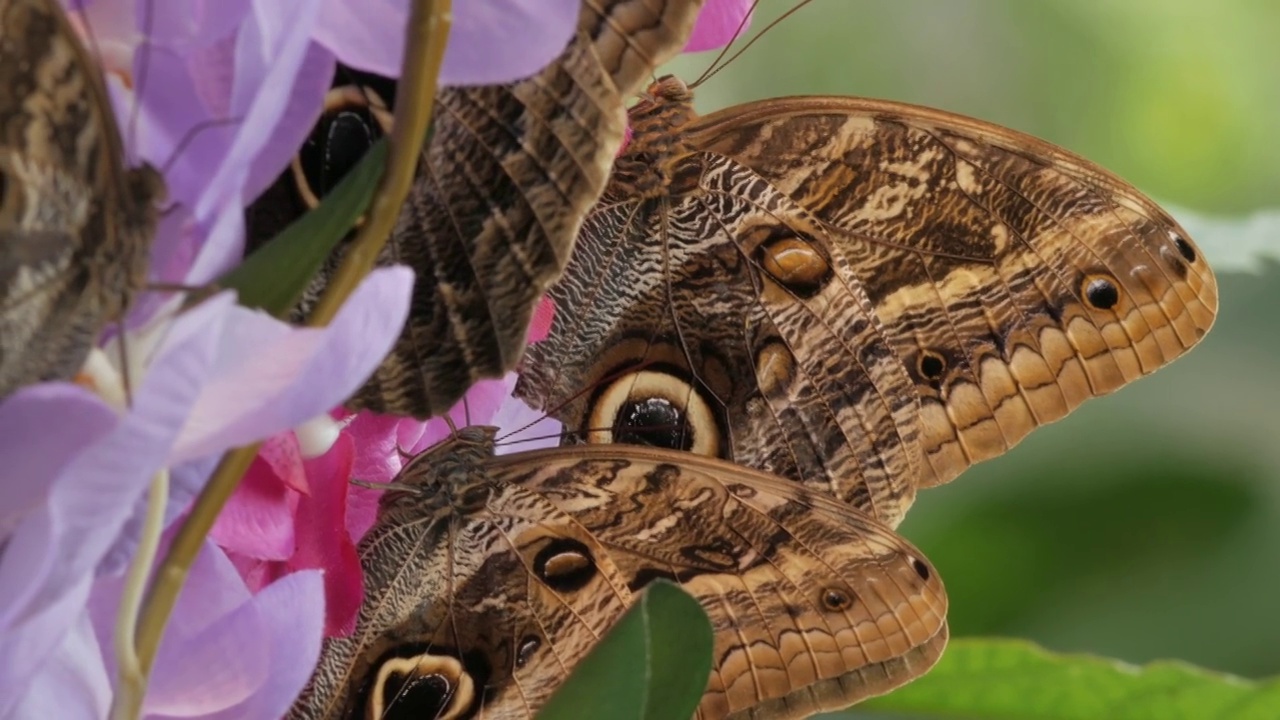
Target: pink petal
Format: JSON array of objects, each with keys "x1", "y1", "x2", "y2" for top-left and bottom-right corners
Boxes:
[
  {"x1": 208, "y1": 454, "x2": 298, "y2": 561},
  {"x1": 684, "y1": 0, "x2": 754, "y2": 52},
  {"x1": 258, "y1": 433, "x2": 308, "y2": 495},
  {"x1": 527, "y1": 296, "x2": 555, "y2": 344},
  {"x1": 291, "y1": 434, "x2": 363, "y2": 636}
]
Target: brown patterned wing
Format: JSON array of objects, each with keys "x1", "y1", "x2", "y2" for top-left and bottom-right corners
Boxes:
[
  {"x1": 290, "y1": 434, "x2": 947, "y2": 719},
  {"x1": 332, "y1": 0, "x2": 706, "y2": 418},
  {"x1": 684, "y1": 94, "x2": 1218, "y2": 487},
  {"x1": 0, "y1": 0, "x2": 160, "y2": 399},
  {"x1": 519, "y1": 78, "x2": 1217, "y2": 515},
  {"x1": 518, "y1": 82, "x2": 925, "y2": 526},
  {"x1": 508, "y1": 445, "x2": 948, "y2": 719}
]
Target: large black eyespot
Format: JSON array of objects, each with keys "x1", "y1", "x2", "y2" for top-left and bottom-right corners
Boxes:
[
  {"x1": 381, "y1": 671, "x2": 454, "y2": 718},
  {"x1": 298, "y1": 105, "x2": 381, "y2": 197},
  {"x1": 1082, "y1": 275, "x2": 1120, "y2": 310},
  {"x1": 294, "y1": 84, "x2": 392, "y2": 207},
  {"x1": 367, "y1": 652, "x2": 475, "y2": 720},
  {"x1": 614, "y1": 397, "x2": 692, "y2": 451},
  {"x1": 533, "y1": 538, "x2": 597, "y2": 592},
  {"x1": 586, "y1": 367, "x2": 723, "y2": 458}
]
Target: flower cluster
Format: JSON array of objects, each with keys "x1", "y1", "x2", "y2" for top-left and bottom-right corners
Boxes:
[{"x1": 0, "y1": 0, "x2": 750, "y2": 717}]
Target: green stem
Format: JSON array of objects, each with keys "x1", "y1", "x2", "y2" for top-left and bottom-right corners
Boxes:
[{"x1": 108, "y1": 469, "x2": 169, "y2": 720}]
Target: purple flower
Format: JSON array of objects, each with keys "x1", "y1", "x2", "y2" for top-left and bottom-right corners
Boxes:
[
  {"x1": 1, "y1": 1, "x2": 756, "y2": 716},
  {"x1": 0, "y1": 0, "x2": 410, "y2": 715},
  {"x1": 313, "y1": 0, "x2": 581, "y2": 85}
]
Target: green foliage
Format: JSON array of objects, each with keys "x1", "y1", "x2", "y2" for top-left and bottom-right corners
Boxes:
[
  {"x1": 849, "y1": 638, "x2": 1280, "y2": 719},
  {"x1": 218, "y1": 140, "x2": 387, "y2": 316},
  {"x1": 536, "y1": 581, "x2": 713, "y2": 720}
]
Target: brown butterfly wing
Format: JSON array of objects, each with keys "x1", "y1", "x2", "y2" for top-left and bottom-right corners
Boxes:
[
  {"x1": 685, "y1": 94, "x2": 1218, "y2": 487},
  {"x1": 501, "y1": 445, "x2": 948, "y2": 718},
  {"x1": 519, "y1": 79, "x2": 1217, "y2": 518},
  {"x1": 0, "y1": 0, "x2": 160, "y2": 398},
  {"x1": 335, "y1": 0, "x2": 706, "y2": 418},
  {"x1": 290, "y1": 436, "x2": 947, "y2": 719}
]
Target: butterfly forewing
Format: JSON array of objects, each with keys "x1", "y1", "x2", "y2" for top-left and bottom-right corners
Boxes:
[
  {"x1": 0, "y1": 0, "x2": 161, "y2": 399},
  {"x1": 290, "y1": 433, "x2": 948, "y2": 719},
  {"x1": 518, "y1": 77, "x2": 1217, "y2": 519},
  {"x1": 686, "y1": 95, "x2": 1218, "y2": 487},
  {"x1": 278, "y1": 0, "x2": 707, "y2": 419}
]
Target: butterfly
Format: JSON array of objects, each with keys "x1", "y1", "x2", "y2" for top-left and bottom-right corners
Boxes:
[
  {"x1": 246, "y1": 0, "x2": 709, "y2": 419},
  {"x1": 517, "y1": 74, "x2": 1220, "y2": 527},
  {"x1": 0, "y1": 0, "x2": 163, "y2": 400},
  {"x1": 287, "y1": 425, "x2": 948, "y2": 719}
]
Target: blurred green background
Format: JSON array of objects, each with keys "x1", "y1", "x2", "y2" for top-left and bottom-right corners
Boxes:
[{"x1": 663, "y1": 0, "x2": 1280, "y2": 685}]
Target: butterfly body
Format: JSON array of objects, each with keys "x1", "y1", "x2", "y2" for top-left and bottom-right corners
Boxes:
[
  {"x1": 0, "y1": 0, "x2": 161, "y2": 399},
  {"x1": 519, "y1": 75, "x2": 1218, "y2": 524},
  {"x1": 291, "y1": 428, "x2": 948, "y2": 719}
]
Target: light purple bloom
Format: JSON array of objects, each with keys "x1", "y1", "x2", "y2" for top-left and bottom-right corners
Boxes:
[
  {"x1": 1, "y1": 0, "x2": 752, "y2": 716},
  {"x1": 0, "y1": 0, "x2": 411, "y2": 716},
  {"x1": 313, "y1": 0, "x2": 580, "y2": 85}
]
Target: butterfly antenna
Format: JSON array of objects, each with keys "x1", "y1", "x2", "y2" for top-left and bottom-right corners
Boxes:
[
  {"x1": 692, "y1": 0, "x2": 817, "y2": 89},
  {"x1": 125, "y1": 0, "x2": 158, "y2": 161},
  {"x1": 688, "y1": 0, "x2": 761, "y2": 88}
]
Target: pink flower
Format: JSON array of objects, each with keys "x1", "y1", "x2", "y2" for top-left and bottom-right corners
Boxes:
[
  {"x1": 211, "y1": 299, "x2": 561, "y2": 637},
  {"x1": 684, "y1": 0, "x2": 753, "y2": 52}
]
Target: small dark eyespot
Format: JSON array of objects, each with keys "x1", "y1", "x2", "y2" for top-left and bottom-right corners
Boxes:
[
  {"x1": 516, "y1": 635, "x2": 541, "y2": 668},
  {"x1": 820, "y1": 587, "x2": 854, "y2": 612},
  {"x1": 1172, "y1": 233, "x2": 1197, "y2": 263},
  {"x1": 614, "y1": 397, "x2": 691, "y2": 451},
  {"x1": 1083, "y1": 275, "x2": 1120, "y2": 310},
  {"x1": 911, "y1": 558, "x2": 931, "y2": 581},
  {"x1": 533, "y1": 538, "x2": 597, "y2": 592},
  {"x1": 918, "y1": 351, "x2": 947, "y2": 380}
]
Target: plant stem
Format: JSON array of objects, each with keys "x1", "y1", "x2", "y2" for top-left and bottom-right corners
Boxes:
[{"x1": 108, "y1": 469, "x2": 168, "y2": 720}]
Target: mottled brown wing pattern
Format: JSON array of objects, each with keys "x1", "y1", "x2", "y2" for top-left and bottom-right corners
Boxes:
[
  {"x1": 518, "y1": 77, "x2": 1217, "y2": 520},
  {"x1": 289, "y1": 430, "x2": 947, "y2": 720},
  {"x1": 0, "y1": 0, "x2": 161, "y2": 399},
  {"x1": 304, "y1": 0, "x2": 707, "y2": 419}
]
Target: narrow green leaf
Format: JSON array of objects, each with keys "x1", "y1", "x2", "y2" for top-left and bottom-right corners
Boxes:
[
  {"x1": 831, "y1": 638, "x2": 1280, "y2": 719},
  {"x1": 218, "y1": 139, "x2": 388, "y2": 316},
  {"x1": 537, "y1": 580, "x2": 713, "y2": 720}
]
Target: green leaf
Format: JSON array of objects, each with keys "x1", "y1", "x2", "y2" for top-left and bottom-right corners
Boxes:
[
  {"x1": 536, "y1": 580, "x2": 713, "y2": 720},
  {"x1": 218, "y1": 139, "x2": 388, "y2": 316},
  {"x1": 832, "y1": 638, "x2": 1280, "y2": 719}
]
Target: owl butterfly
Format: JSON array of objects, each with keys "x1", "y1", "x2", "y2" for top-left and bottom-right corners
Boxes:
[
  {"x1": 288, "y1": 426, "x2": 948, "y2": 719},
  {"x1": 517, "y1": 74, "x2": 1219, "y2": 527},
  {"x1": 0, "y1": 0, "x2": 162, "y2": 400},
  {"x1": 246, "y1": 0, "x2": 708, "y2": 419}
]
